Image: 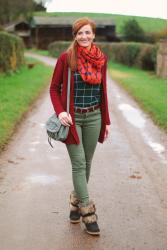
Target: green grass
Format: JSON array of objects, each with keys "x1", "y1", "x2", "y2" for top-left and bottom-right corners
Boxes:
[
  {"x1": 108, "y1": 61, "x2": 167, "y2": 132},
  {"x1": 26, "y1": 48, "x2": 50, "y2": 56},
  {"x1": 34, "y1": 11, "x2": 167, "y2": 34},
  {"x1": 0, "y1": 58, "x2": 52, "y2": 151}
]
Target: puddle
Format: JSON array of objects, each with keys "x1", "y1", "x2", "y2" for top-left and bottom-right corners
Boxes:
[
  {"x1": 118, "y1": 103, "x2": 166, "y2": 163},
  {"x1": 116, "y1": 94, "x2": 121, "y2": 99},
  {"x1": 30, "y1": 141, "x2": 40, "y2": 145},
  {"x1": 118, "y1": 103, "x2": 146, "y2": 129},
  {"x1": 39, "y1": 123, "x2": 45, "y2": 128},
  {"x1": 29, "y1": 148, "x2": 36, "y2": 152},
  {"x1": 149, "y1": 142, "x2": 165, "y2": 154},
  {"x1": 50, "y1": 156, "x2": 61, "y2": 160},
  {"x1": 142, "y1": 132, "x2": 167, "y2": 163},
  {"x1": 26, "y1": 174, "x2": 59, "y2": 185}
]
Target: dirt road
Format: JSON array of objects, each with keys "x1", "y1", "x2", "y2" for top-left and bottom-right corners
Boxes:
[{"x1": 0, "y1": 53, "x2": 167, "y2": 250}]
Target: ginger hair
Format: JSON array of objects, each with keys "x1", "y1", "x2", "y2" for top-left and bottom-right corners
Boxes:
[{"x1": 67, "y1": 17, "x2": 96, "y2": 70}]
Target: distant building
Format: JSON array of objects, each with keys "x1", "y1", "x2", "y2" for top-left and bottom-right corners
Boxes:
[
  {"x1": 4, "y1": 16, "x2": 117, "y2": 49},
  {"x1": 4, "y1": 20, "x2": 32, "y2": 48}
]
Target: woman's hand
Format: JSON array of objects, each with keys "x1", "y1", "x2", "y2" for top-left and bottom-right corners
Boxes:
[
  {"x1": 58, "y1": 112, "x2": 73, "y2": 126},
  {"x1": 104, "y1": 125, "x2": 110, "y2": 141}
]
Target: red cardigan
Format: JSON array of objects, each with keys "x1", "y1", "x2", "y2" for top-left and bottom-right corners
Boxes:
[{"x1": 50, "y1": 52, "x2": 110, "y2": 144}]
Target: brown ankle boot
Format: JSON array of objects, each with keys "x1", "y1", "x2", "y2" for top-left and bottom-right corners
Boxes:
[
  {"x1": 80, "y1": 201, "x2": 100, "y2": 236},
  {"x1": 69, "y1": 191, "x2": 81, "y2": 223}
]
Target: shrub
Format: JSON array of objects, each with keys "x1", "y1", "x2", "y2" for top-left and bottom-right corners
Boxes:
[
  {"x1": 121, "y1": 19, "x2": 145, "y2": 42},
  {"x1": 136, "y1": 44, "x2": 158, "y2": 70},
  {"x1": 106, "y1": 42, "x2": 157, "y2": 71},
  {"x1": 48, "y1": 41, "x2": 71, "y2": 57},
  {"x1": 108, "y1": 42, "x2": 140, "y2": 66},
  {"x1": 0, "y1": 32, "x2": 25, "y2": 73},
  {"x1": 143, "y1": 32, "x2": 156, "y2": 43}
]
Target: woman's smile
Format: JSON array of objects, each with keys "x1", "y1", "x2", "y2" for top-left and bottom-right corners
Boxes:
[{"x1": 75, "y1": 24, "x2": 95, "y2": 50}]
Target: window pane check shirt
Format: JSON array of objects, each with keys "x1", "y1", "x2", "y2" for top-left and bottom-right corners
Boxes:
[{"x1": 74, "y1": 71, "x2": 101, "y2": 108}]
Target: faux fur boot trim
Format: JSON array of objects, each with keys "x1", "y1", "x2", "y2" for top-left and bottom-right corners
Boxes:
[
  {"x1": 79, "y1": 201, "x2": 98, "y2": 224},
  {"x1": 69, "y1": 191, "x2": 80, "y2": 211},
  {"x1": 82, "y1": 214, "x2": 97, "y2": 224},
  {"x1": 79, "y1": 201, "x2": 96, "y2": 215}
]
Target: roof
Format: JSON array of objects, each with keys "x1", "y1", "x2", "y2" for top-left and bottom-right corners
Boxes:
[
  {"x1": 31, "y1": 16, "x2": 115, "y2": 27},
  {"x1": 4, "y1": 20, "x2": 30, "y2": 32}
]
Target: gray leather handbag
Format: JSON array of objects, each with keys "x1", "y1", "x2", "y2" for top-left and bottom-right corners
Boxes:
[{"x1": 46, "y1": 68, "x2": 71, "y2": 147}]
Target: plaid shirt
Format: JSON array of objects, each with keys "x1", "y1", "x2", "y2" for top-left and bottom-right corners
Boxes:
[{"x1": 74, "y1": 71, "x2": 101, "y2": 108}]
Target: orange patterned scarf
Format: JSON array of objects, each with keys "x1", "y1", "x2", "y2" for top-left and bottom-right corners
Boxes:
[{"x1": 77, "y1": 44, "x2": 105, "y2": 84}]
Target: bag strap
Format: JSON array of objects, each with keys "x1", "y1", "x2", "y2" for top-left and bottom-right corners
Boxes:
[{"x1": 66, "y1": 67, "x2": 71, "y2": 115}]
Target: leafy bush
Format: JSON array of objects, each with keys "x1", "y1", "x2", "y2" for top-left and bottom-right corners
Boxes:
[
  {"x1": 135, "y1": 44, "x2": 157, "y2": 70},
  {"x1": 0, "y1": 32, "x2": 25, "y2": 73},
  {"x1": 109, "y1": 42, "x2": 141, "y2": 66},
  {"x1": 105, "y1": 42, "x2": 157, "y2": 71},
  {"x1": 48, "y1": 41, "x2": 71, "y2": 57},
  {"x1": 121, "y1": 19, "x2": 145, "y2": 42},
  {"x1": 144, "y1": 32, "x2": 156, "y2": 43}
]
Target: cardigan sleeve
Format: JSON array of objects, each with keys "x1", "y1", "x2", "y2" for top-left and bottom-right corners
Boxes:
[
  {"x1": 49, "y1": 55, "x2": 65, "y2": 115},
  {"x1": 104, "y1": 57, "x2": 111, "y2": 125}
]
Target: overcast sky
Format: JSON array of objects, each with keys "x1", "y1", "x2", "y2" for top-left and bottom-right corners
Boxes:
[{"x1": 46, "y1": 0, "x2": 167, "y2": 19}]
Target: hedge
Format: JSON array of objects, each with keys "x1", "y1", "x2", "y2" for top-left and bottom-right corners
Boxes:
[
  {"x1": 48, "y1": 41, "x2": 158, "y2": 71},
  {"x1": 0, "y1": 32, "x2": 25, "y2": 73},
  {"x1": 48, "y1": 41, "x2": 71, "y2": 58},
  {"x1": 98, "y1": 42, "x2": 158, "y2": 71}
]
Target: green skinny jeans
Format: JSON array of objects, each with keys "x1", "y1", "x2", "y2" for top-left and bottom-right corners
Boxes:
[{"x1": 66, "y1": 108, "x2": 101, "y2": 206}]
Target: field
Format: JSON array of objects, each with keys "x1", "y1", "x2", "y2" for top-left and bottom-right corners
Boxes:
[{"x1": 34, "y1": 11, "x2": 167, "y2": 34}]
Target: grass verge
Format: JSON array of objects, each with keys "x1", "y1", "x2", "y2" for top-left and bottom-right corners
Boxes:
[
  {"x1": 108, "y1": 60, "x2": 167, "y2": 132},
  {"x1": 0, "y1": 58, "x2": 52, "y2": 151}
]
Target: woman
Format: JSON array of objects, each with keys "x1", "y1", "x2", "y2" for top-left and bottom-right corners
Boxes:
[{"x1": 50, "y1": 17, "x2": 110, "y2": 236}]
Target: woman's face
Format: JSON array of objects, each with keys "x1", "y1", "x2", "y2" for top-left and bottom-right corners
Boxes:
[{"x1": 75, "y1": 24, "x2": 95, "y2": 50}]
